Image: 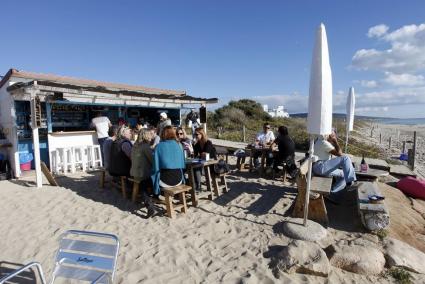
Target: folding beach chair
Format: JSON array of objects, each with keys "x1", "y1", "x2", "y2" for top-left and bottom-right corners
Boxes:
[{"x1": 0, "y1": 230, "x2": 120, "y2": 284}]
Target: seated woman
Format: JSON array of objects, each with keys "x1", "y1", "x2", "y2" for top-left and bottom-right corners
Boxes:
[
  {"x1": 176, "y1": 127, "x2": 194, "y2": 158},
  {"x1": 151, "y1": 126, "x2": 186, "y2": 197},
  {"x1": 108, "y1": 125, "x2": 133, "y2": 177},
  {"x1": 193, "y1": 127, "x2": 217, "y2": 191},
  {"x1": 271, "y1": 126, "x2": 297, "y2": 178},
  {"x1": 130, "y1": 129, "x2": 158, "y2": 217}
]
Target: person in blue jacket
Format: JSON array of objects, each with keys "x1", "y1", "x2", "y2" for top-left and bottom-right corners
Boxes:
[{"x1": 151, "y1": 126, "x2": 186, "y2": 196}]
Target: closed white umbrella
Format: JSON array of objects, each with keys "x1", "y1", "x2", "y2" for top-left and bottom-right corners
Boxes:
[
  {"x1": 345, "y1": 87, "x2": 355, "y2": 153},
  {"x1": 304, "y1": 23, "x2": 333, "y2": 226}
]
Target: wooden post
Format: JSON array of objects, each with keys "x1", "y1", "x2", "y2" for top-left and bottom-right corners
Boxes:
[
  {"x1": 242, "y1": 125, "x2": 246, "y2": 142},
  {"x1": 402, "y1": 141, "x2": 406, "y2": 154},
  {"x1": 412, "y1": 131, "x2": 417, "y2": 170},
  {"x1": 370, "y1": 127, "x2": 374, "y2": 138},
  {"x1": 379, "y1": 133, "x2": 382, "y2": 144},
  {"x1": 30, "y1": 86, "x2": 43, "y2": 188},
  {"x1": 389, "y1": 137, "x2": 392, "y2": 149}
]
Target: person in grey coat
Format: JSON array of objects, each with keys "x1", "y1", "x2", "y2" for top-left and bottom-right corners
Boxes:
[{"x1": 130, "y1": 129, "x2": 158, "y2": 217}]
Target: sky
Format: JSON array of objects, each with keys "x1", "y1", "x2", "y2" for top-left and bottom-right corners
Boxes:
[{"x1": 1, "y1": 0, "x2": 425, "y2": 118}]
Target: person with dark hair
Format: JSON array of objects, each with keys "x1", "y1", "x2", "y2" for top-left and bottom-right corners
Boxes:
[
  {"x1": 151, "y1": 126, "x2": 186, "y2": 196},
  {"x1": 102, "y1": 125, "x2": 118, "y2": 171},
  {"x1": 185, "y1": 108, "x2": 200, "y2": 138},
  {"x1": 131, "y1": 129, "x2": 158, "y2": 217},
  {"x1": 108, "y1": 125, "x2": 133, "y2": 177},
  {"x1": 193, "y1": 127, "x2": 216, "y2": 191},
  {"x1": 271, "y1": 126, "x2": 297, "y2": 178},
  {"x1": 252, "y1": 122, "x2": 275, "y2": 169}
]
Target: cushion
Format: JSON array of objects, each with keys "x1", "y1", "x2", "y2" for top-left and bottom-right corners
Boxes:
[{"x1": 397, "y1": 176, "x2": 425, "y2": 200}]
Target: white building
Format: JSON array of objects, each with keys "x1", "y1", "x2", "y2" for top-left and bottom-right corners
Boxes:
[{"x1": 263, "y1": 105, "x2": 290, "y2": 118}]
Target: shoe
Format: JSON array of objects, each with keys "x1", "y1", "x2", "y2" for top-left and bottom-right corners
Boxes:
[{"x1": 346, "y1": 181, "x2": 361, "y2": 192}]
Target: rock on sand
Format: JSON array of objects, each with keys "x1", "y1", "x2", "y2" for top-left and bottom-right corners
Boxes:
[{"x1": 384, "y1": 237, "x2": 425, "y2": 274}]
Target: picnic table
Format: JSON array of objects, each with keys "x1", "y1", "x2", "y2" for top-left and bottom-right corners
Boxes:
[
  {"x1": 247, "y1": 145, "x2": 278, "y2": 176},
  {"x1": 355, "y1": 168, "x2": 389, "y2": 182},
  {"x1": 185, "y1": 159, "x2": 221, "y2": 206}
]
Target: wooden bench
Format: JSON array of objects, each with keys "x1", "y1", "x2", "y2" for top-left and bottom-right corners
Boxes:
[
  {"x1": 110, "y1": 176, "x2": 128, "y2": 199},
  {"x1": 163, "y1": 184, "x2": 192, "y2": 218},
  {"x1": 292, "y1": 159, "x2": 333, "y2": 224},
  {"x1": 357, "y1": 182, "x2": 389, "y2": 231}
]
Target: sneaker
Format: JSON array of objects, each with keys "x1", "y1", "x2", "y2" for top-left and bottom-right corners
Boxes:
[{"x1": 346, "y1": 181, "x2": 361, "y2": 192}]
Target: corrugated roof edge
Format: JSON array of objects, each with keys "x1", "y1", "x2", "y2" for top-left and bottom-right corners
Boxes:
[{"x1": 0, "y1": 68, "x2": 186, "y2": 96}]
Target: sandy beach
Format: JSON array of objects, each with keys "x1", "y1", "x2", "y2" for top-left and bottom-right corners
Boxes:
[
  {"x1": 355, "y1": 122, "x2": 425, "y2": 178},
  {"x1": 1, "y1": 160, "x2": 425, "y2": 283}
]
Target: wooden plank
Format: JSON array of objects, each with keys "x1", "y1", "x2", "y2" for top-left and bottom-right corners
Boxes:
[
  {"x1": 389, "y1": 164, "x2": 417, "y2": 177},
  {"x1": 311, "y1": 176, "x2": 332, "y2": 195},
  {"x1": 41, "y1": 161, "x2": 58, "y2": 186},
  {"x1": 351, "y1": 156, "x2": 390, "y2": 171},
  {"x1": 357, "y1": 182, "x2": 388, "y2": 213},
  {"x1": 299, "y1": 159, "x2": 309, "y2": 175}
]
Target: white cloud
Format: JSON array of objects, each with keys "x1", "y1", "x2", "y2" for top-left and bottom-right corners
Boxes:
[
  {"x1": 352, "y1": 23, "x2": 425, "y2": 73},
  {"x1": 383, "y1": 72, "x2": 425, "y2": 86},
  {"x1": 359, "y1": 80, "x2": 378, "y2": 88},
  {"x1": 367, "y1": 24, "x2": 389, "y2": 38}
]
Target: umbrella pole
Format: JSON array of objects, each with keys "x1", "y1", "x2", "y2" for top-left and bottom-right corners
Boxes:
[
  {"x1": 345, "y1": 131, "x2": 349, "y2": 154},
  {"x1": 303, "y1": 136, "x2": 315, "y2": 226}
]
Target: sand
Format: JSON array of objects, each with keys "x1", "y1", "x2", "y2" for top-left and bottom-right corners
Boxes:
[
  {"x1": 1, "y1": 164, "x2": 425, "y2": 283},
  {"x1": 355, "y1": 122, "x2": 425, "y2": 178}
]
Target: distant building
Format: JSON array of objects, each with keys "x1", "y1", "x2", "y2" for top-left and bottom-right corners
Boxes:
[{"x1": 263, "y1": 104, "x2": 290, "y2": 118}]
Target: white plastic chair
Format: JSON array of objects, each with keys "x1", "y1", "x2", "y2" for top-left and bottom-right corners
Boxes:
[{"x1": 0, "y1": 230, "x2": 120, "y2": 284}]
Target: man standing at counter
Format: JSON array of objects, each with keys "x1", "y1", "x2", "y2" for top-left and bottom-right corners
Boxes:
[{"x1": 91, "y1": 112, "x2": 112, "y2": 164}]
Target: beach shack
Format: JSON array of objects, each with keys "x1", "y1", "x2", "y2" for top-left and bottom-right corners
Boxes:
[{"x1": 0, "y1": 68, "x2": 217, "y2": 181}]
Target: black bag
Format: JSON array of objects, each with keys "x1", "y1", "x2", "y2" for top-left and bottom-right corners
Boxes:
[{"x1": 214, "y1": 159, "x2": 230, "y2": 174}]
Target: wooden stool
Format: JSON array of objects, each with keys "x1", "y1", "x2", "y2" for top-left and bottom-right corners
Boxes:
[
  {"x1": 110, "y1": 176, "x2": 128, "y2": 199},
  {"x1": 162, "y1": 185, "x2": 191, "y2": 218},
  {"x1": 129, "y1": 178, "x2": 140, "y2": 203},
  {"x1": 216, "y1": 173, "x2": 228, "y2": 193}
]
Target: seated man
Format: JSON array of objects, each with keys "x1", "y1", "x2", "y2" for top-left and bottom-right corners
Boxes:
[
  {"x1": 312, "y1": 131, "x2": 358, "y2": 202},
  {"x1": 252, "y1": 123, "x2": 275, "y2": 169}
]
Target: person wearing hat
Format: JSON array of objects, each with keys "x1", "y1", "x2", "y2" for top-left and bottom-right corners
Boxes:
[{"x1": 157, "y1": 112, "x2": 171, "y2": 138}]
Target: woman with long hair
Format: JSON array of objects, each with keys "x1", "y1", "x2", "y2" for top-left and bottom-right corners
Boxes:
[
  {"x1": 176, "y1": 127, "x2": 193, "y2": 157},
  {"x1": 130, "y1": 129, "x2": 158, "y2": 217},
  {"x1": 192, "y1": 127, "x2": 216, "y2": 191},
  {"x1": 151, "y1": 126, "x2": 186, "y2": 196}
]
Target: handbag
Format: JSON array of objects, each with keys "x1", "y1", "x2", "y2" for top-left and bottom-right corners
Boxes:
[{"x1": 214, "y1": 159, "x2": 230, "y2": 174}]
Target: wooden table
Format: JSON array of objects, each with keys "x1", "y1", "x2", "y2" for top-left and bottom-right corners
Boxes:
[
  {"x1": 185, "y1": 159, "x2": 220, "y2": 207},
  {"x1": 355, "y1": 168, "x2": 389, "y2": 181},
  {"x1": 247, "y1": 146, "x2": 277, "y2": 176}
]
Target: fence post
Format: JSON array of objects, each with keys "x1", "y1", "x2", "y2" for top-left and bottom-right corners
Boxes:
[
  {"x1": 370, "y1": 127, "x2": 374, "y2": 138},
  {"x1": 389, "y1": 137, "x2": 392, "y2": 149},
  {"x1": 379, "y1": 133, "x2": 382, "y2": 144},
  {"x1": 402, "y1": 141, "x2": 406, "y2": 154},
  {"x1": 242, "y1": 125, "x2": 246, "y2": 142},
  {"x1": 412, "y1": 131, "x2": 417, "y2": 171}
]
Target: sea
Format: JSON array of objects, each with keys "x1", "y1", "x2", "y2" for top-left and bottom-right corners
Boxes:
[{"x1": 374, "y1": 118, "x2": 425, "y2": 125}]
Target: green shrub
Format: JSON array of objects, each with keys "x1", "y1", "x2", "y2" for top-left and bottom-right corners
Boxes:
[{"x1": 386, "y1": 267, "x2": 412, "y2": 284}]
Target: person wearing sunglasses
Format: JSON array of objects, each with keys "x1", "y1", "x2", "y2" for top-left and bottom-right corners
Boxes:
[
  {"x1": 192, "y1": 127, "x2": 217, "y2": 191},
  {"x1": 252, "y1": 123, "x2": 275, "y2": 169},
  {"x1": 176, "y1": 127, "x2": 193, "y2": 158}
]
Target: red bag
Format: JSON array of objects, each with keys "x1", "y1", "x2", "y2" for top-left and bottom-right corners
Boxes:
[{"x1": 397, "y1": 176, "x2": 425, "y2": 200}]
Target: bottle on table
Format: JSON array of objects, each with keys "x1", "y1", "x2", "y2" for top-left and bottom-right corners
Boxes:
[{"x1": 360, "y1": 154, "x2": 368, "y2": 172}]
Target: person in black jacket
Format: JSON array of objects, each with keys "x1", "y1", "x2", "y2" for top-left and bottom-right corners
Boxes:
[
  {"x1": 193, "y1": 127, "x2": 216, "y2": 191},
  {"x1": 271, "y1": 126, "x2": 297, "y2": 178}
]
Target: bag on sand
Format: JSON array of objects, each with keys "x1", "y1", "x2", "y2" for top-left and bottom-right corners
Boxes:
[{"x1": 214, "y1": 159, "x2": 230, "y2": 174}]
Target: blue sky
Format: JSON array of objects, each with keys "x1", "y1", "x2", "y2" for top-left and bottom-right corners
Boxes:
[{"x1": 1, "y1": 1, "x2": 425, "y2": 118}]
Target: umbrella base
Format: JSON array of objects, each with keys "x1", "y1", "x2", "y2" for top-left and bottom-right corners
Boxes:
[{"x1": 282, "y1": 218, "x2": 327, "y2": 241}]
